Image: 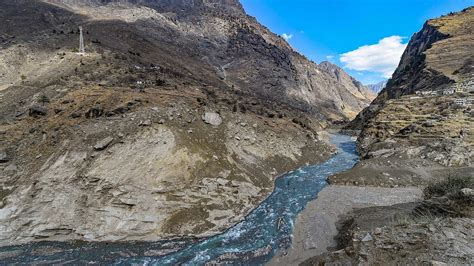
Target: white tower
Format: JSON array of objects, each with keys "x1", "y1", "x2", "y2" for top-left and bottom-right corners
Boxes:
[{"x1": 79, "y1": 26, "x2": 85, "y2": 54}]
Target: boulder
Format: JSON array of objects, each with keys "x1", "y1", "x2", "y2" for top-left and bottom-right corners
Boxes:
[
  {"x1": 139, "y1": 120, "x2": 152, "y2": 127},
  {"x1": 461, "y1": 188, "x2": 474, "y2": 196},
  {"x1": 70, "y1": 111, "x2": 82, "y2": 118},
  {"x1": 422, "y1": 120, "x2": 435, "y2": 127},
  {"x1": 361, "y1": 233, "x2": 373, "y2": 242},
  {"x1": 374, "y1": 227, "x2": 382, "y2": 235},
  {"x1": 430, "y1": 261, "x2": 447, "y2": 266},
  {"x1": 85, "y1": 107, "x2": 104, "y2": 118},
  {"x1": 28, "y1": 105, "x2": 47, "y2": 117},
  {"x1": 94, "y1": 137, "x2": 114, "y2": 151},
  {"x1": 202, "y1": 112, "x2": 222, "y2": 126},
  {"x1": 0, "y1": 150, "x2": 9, "y2": 163}
]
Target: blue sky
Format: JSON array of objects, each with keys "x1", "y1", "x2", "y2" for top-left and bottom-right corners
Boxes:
[{"x1": 240, "y1": 0, "x2": 473, "y2": 84}]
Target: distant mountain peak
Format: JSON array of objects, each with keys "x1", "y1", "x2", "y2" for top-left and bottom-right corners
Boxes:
[
  {"x1": 318, "y1": 60, "x2": 340, "y2": 69},
  {"x1": 366, "y1": 80, "x2": 387, "y2": 94}
]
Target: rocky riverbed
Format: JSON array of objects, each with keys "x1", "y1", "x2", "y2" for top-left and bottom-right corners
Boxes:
[{"x1": 269, "y1": 185, "x2": 423, "y2": 265}]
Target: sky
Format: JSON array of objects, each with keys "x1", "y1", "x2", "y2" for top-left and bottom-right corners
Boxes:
[{"x1": 240, "y1": 0, "x2": 473, "y2": 85}]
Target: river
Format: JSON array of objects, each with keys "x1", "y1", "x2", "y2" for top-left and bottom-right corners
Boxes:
[{"x1": 0, "y1": 134, "x2": 359, "y2": 265}]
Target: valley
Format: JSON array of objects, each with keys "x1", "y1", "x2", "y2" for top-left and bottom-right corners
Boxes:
[
  {"x1": 0, "y1": 0, "x2": 372, "y2": 248},
  {"x1": 0, "y1": 1, "x2": 472, "y2": 265}
]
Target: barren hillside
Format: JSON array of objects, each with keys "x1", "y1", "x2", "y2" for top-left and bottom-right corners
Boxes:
[{"x1": 0, "y1": 0, "x2": 373, "y2": 246}]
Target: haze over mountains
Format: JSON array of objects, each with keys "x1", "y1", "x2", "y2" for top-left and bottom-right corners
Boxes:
[{"x1": 366, "y1": 80, "x2": 387, "y2": 94}]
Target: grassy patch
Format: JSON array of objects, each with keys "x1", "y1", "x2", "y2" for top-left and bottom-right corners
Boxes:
[
  {"x1": 424, "y1": 175, "x2": 473, "y2": 200},
  {"x1": 423, "y1": 175, "x2": 473, "y2": 216}
]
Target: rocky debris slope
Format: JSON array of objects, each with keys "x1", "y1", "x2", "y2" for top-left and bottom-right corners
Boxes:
[
  {"x1": 318, "y1": 61, "x2": 375, "y2": 118},
  {"x1": 0, "y1": 84, "x2": 333, "y2": 245},
  {"x1": 0, "y1": 0, "x2": 372, "y2": 246}
]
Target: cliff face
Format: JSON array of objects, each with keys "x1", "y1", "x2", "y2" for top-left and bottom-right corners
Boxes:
[
  {"x1": 0, "y1": 0, "x2": 372, "y2": 246},
  {"x1": 334, "y1": 8, "x2": 473, "y2": 189},
  {"x1": 318, "y1": 61, "x2": 375, "y2": 108},
  {"x1": 350, "y1": 7, "x2": 473, "y2": 134}
]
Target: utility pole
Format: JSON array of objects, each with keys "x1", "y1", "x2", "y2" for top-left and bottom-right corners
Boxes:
[{"x1": 79, "y1": 26, "x2": 85, "y2": 54}]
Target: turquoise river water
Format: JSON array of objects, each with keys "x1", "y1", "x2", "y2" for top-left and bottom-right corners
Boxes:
[{"x1": 0, "y1": 134, "x2": 359, "y2": 265}]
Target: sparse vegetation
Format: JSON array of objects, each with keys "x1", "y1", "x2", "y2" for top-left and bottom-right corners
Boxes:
[
  {"x1": 38, "y1": 95, "x2": 50, "y2": 106},
  {"x1": 424, "y1": 175, "x2": 473, "y2": 200},
  {"x1": 423, "y1": 175, "x2": 473, "y2": 217}
]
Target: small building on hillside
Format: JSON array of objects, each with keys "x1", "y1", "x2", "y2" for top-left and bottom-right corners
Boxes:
[
  {"x1": 453, "y1": 98, "x2": 467, "y2": 106},
  {"x1": 468, "y1": 80, "x2": 474, "y2": 92},
  {"x1": 450, "y1": 78, "x2": 474, "y2": 93},
  {"x1": 417, "y1": 90, "x2": 436, "y2": 96},
  {"x1": 467, "y1": 98, "x2": 474, "y2": 106},
  {"x1": 443, "y1": 88, "x2": 455, "y2": 95},
  {"x1": 455, "y1": 86, "x2": 465, "y2": 93}
]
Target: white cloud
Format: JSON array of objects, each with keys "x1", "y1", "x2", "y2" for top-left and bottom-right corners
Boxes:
[
  {"x1": 281, "y1": 33, "x2": 293, "y2": 41},
  {"x1": 326, "y1": 55, "x2": 334, "y2": 60},
  {"x1": 340, "y1": 36, "x2": 407, "y2": 78}
]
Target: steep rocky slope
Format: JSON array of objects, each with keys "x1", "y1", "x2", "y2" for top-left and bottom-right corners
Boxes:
[
  {"x1": 318, "y1": 61, "x2": 375, "y2": 118},
  {"x1": 342, "y1": 7, "x2": 473, "y2": 187},
  {"x1": 0, "y1": 0, "x2": 372, "y2": 246},
  {"x1": 350, "y1": 7, "x2": 473, "y2": 131}
]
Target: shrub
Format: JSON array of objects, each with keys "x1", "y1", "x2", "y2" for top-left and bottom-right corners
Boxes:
[
  {"x1": 38, "y1": 95, "x2": 50, "y2": 105},
  {"x1": 425, "y1": 176, "x2": 473, "y2": 198},
  {"x1": 424, "y1": 175, "x2": 473, "y2": 205}
]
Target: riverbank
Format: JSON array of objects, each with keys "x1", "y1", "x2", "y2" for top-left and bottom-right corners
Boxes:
[
  {"x1": 268, "y1": 185, "x2": 423, "y2": 265},
  {"x1": 0, "y1": 134, "x2": 358, "y2": 264}
]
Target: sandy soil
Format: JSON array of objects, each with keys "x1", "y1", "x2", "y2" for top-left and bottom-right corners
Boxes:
[{"x1": 268, "y1": 185, "x2": 423, "y2": 265}]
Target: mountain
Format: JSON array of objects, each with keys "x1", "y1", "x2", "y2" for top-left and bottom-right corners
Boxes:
[
  {"x1": 366, "y1": 80, "x2": 387, "y2": 94},
  {"x1": 0, "y1": 0, "x2": 372, "y2": 245},
  {"x1": 318, "y1": 61, "x2": 376, "y2": 117},
  {"x1": 307, "y1": 8, "x2": 474, "y2": 265},
  {"x1": 342, "y1": 7, "x2": 473, "y2": 185}
]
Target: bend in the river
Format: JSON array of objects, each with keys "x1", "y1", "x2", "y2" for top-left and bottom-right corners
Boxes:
[{"x1": 0, "y1": 134, "x2": 359, "y2": 265}]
